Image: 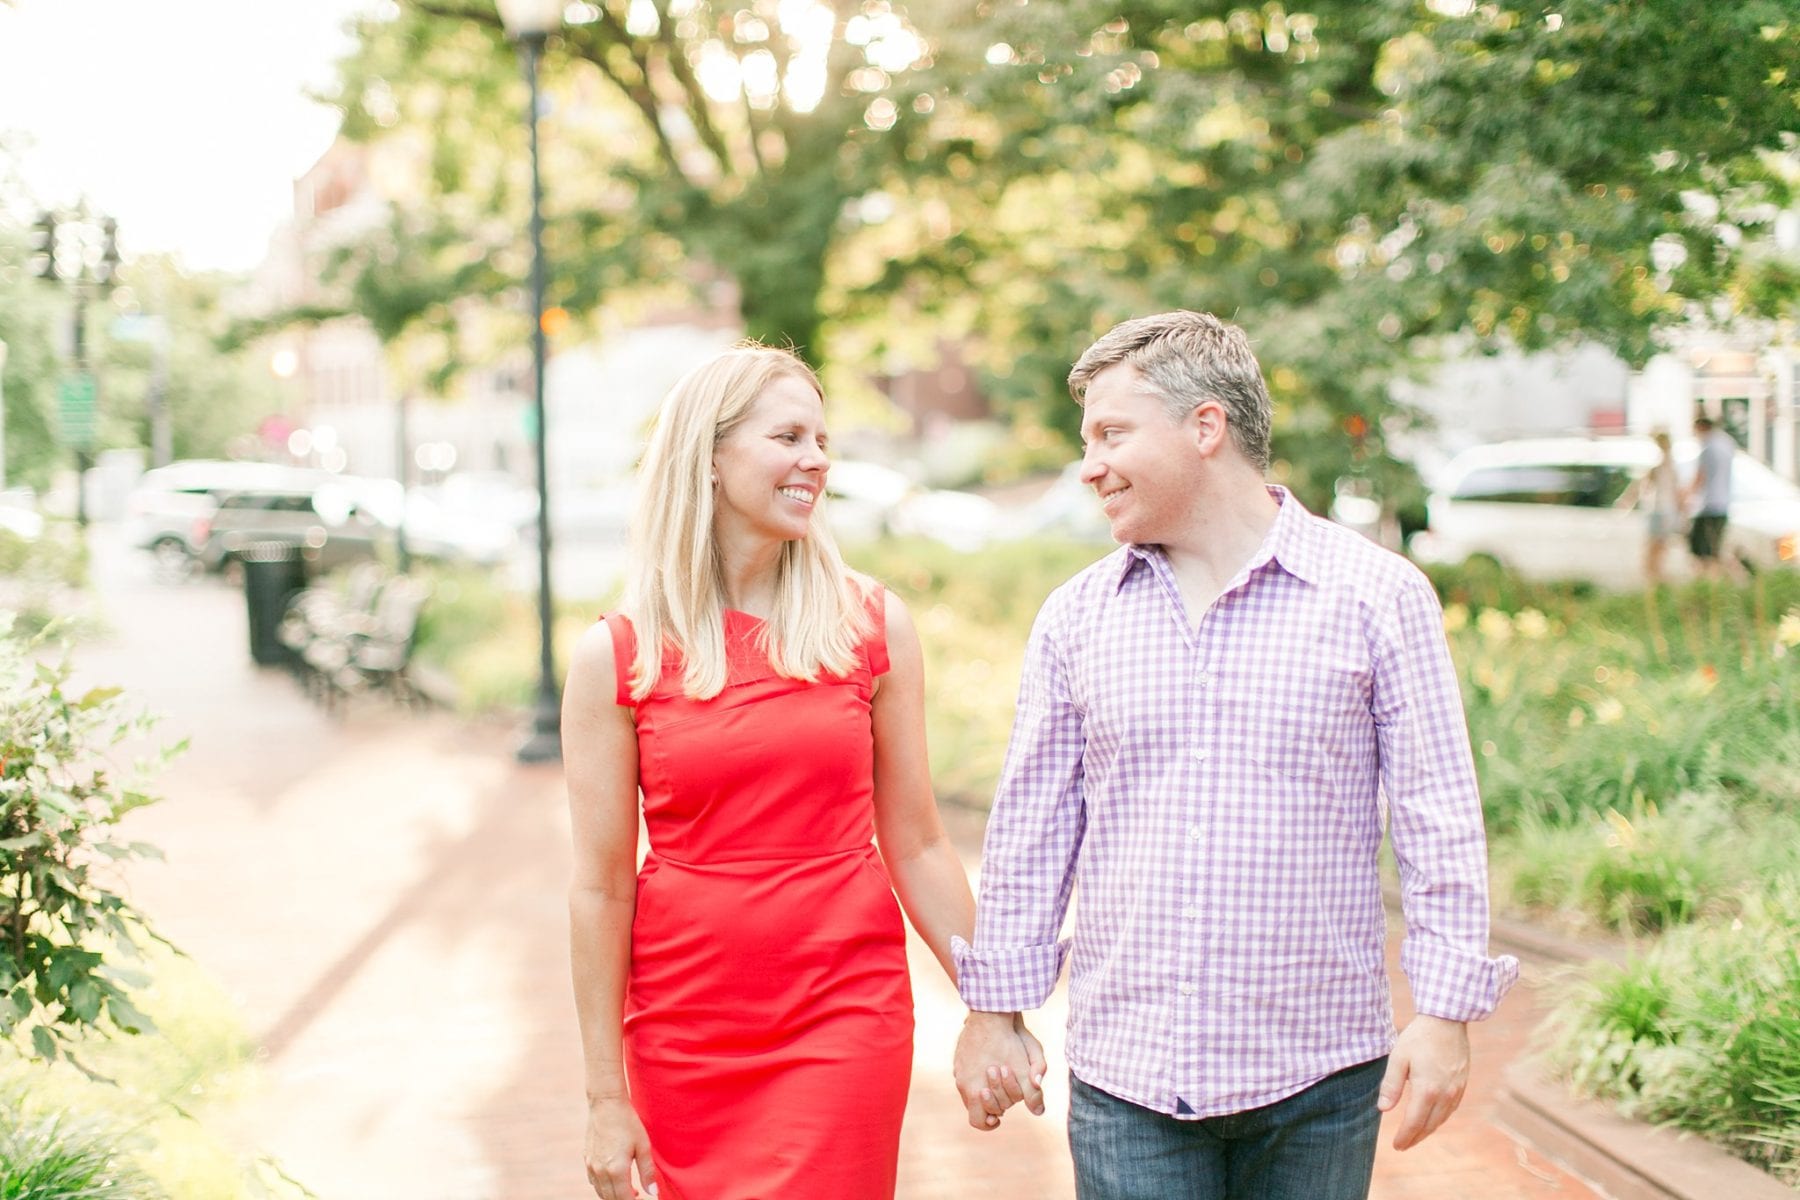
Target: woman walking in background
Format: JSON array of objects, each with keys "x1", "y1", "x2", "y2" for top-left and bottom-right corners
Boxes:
[
  {"x1": 560, "y1": 344, "x2": 1036, "y2": 1200},
  {"x1": 1640, "y1": 430, "x2": 1682, "y2": 585}
]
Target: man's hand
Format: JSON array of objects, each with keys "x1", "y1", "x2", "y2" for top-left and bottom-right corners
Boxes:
[
  {"x1": 1377, "y1": 1014, "x2": 1470, "y2": 1150},
  {"x1": 953, "y1": 1010, "x2": 1048, "y2": 1130}
]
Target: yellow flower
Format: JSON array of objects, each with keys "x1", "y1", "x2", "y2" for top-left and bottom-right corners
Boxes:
[
  {"x1": 1514, "y1": 608, "x2": 1550, "y2": 639},
  {"x1": 1594, "y1": 697, "x2": 1625, "y2": 725},
  {"x1": 1568, "y1": 707, "x2": 1586, "y2": 729},
  {"x1": 1777, "y1": 610, "x2": 1800, "y2": 649},
  {"x1": 1477, "y1": 609, "x2": 1513, "y2": 643},
  {"x1": 1442, "y1": 603, "x2": 1469, "y2": 634}
]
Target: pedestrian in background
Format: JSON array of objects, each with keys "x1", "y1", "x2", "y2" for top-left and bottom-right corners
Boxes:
[
  {"x1": 560, "y1": 344, "x2": 1030, "y2": 1200},
  {"x1": 1684, "y1": 414, "x2": 1737, "y2": 581},
  {"x1": 1636, "y1": 429, "x2": 1683, "y2": 585},
  {"x1": 952, "y1": 310, "x2": 1517, "y2": 1200}
]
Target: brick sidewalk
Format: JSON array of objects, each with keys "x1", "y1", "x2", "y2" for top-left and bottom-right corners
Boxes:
[{"x1": 80, "y1": 532, "x2": 1600, "y2": 1199}]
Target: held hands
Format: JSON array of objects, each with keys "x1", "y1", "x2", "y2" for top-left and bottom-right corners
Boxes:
[
  {"x1": 953, "y1": 1010, "x2": 1048, "y2": 1130},
  {"x1": 1377, "y1": 1014, "x2": 1470, "y2": 1151},
  {"x1": 584, "y1": 1095, "x2": 658, "y2": 1200}
]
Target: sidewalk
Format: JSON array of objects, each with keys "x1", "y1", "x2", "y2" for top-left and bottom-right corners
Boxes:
[{"x1": 76, "y1": 530, "x2": 1599, "y2": 1199}]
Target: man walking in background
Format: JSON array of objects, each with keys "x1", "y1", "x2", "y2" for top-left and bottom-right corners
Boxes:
[
  {"x1": 952, "y1": 311, "x2": 1517, "y2": 1200},
  {"x1": 1685, "y1": 413, "x2": 1737, "y2": 580}
]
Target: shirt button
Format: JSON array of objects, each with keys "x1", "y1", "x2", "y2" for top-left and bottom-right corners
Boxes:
[
  {"x1": 1183, "y1": 905, "x2": 1200, "y2": 920},
  {"x1": 1188, "y1": 825, "x2": 1201, "y2": 841},
  {"x1": 1196, "y1": 671, "x2": 1211, "y2": 687},
  {"x1": 1179, "y1": 982, "x2": 1197, "y2": 996},
  {"x1": 1192, "y1": 747, "x2": 1209, "y2": 762}
]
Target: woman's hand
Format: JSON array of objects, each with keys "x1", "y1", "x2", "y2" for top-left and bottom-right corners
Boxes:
[{"x1": 584, "y1": 1096, "x2": 658, "y2": 1199}]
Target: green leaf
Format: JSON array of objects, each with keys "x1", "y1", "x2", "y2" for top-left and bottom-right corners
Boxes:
[
  {"x1": 106, "y1": 992, "x2": 151, "y2": 1035},
  {"x1": 75, "y1": 685, "x2": 123, "y2": 710},
  {"x1": 30, "y1": 1024, "x2": 56, "y2": 1059},
  {"x1": 66, "y1": 977, "x2": 101, "y2": 1024}
]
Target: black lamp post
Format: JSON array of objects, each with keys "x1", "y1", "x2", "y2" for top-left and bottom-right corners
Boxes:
[
  {"x1": 499, "y1": 0, "x2": 564, "y2": 763},
  {"x1": 30, "y1": 207, "x2": 118, "y2": 529}
]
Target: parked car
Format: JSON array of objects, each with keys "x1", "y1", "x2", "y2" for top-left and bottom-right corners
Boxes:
[
  {"x1": 999, "y1": 462, "x2": 1113, "y2": 545},
  {"x1": 824, "y1": 460, "x2": 915, "y2": 543},
  {"x1": 123, "y1": 460, "x2": 326, "y2": 576},
  {"x1": 197, "y1": 484, "x2": 393, "y2": 576},
  {"x1": 823, "y1": 459, "x2": 1002, "y2": 550},
  {"x1": 0, "y1": 503, "x2": 43, "y2": 542},
  {"x1": 1410, "y1": 436, "x2": 1800, "y2": 588}
]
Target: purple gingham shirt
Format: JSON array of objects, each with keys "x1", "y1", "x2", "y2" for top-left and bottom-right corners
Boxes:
[{"x1": 954, "y1": 487, "x2": 1518, "y2": 1118}]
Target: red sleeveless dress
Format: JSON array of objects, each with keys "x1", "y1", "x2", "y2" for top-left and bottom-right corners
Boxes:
[{"x1": 602, "y1": 602, "x2": 913, "y2": 1200}]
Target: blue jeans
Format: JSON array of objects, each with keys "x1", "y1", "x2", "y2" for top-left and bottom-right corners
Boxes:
[{"x1": 1068, "y1": 1058, "x2": 1386, "y2": 1200}]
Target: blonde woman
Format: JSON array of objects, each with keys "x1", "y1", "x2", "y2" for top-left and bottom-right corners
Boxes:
[
  {"x1": 1642, "y1": 430, "x2": 1682, "y2": 584},
  {"x1": 561, "y1": 344, "x2": 1041, "y2": 1200}
]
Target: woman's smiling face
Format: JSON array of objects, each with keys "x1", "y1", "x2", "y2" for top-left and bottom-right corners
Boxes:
[{"x1": 711, "y1": 372, "x2": 831, "y2": 549}]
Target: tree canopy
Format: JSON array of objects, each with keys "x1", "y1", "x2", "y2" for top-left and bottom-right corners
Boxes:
[{"x1": 318, "y1": 0, "x2": 1799, "y2": 505}]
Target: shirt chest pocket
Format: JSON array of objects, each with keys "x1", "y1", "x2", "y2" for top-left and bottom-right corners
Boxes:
[{"x1": 1236, "y1": 661, "x2": 1372, "y2": 782}]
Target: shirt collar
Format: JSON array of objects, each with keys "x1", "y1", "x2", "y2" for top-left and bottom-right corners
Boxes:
[{"x1": 1113, "y1": 485, "x2": 1323, "y2": 591}]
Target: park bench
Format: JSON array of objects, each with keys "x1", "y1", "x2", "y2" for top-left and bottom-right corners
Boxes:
[{"x1": 278, "y1": 564, "x2": 430, "y2": 711}]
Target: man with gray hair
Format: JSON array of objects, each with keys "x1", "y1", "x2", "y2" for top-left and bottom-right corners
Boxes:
[{"x1": 951, "y1": 311, "x2": 1517, "y2": 1199}]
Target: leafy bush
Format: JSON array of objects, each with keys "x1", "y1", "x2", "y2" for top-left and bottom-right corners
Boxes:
[
  {"x1": 1492, "y1": 796, "x2": 1794, "y2": 937},
  {"x1": 0, "y1": 615, "x2": 172, "y2": 1061},
  {"x1": 1550, "y1": 889, "x2": 1800, "y2": 1185},
  {"x1": 1447, "y1": 590, "x2": 1800, "y2": 839},
  {"x1": 0, "y1": 527, "x2": 89, "y2": 639}
]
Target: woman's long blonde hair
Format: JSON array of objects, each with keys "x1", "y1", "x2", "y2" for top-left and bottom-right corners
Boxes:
[{"x1": 621, "y1": 343, "x2": 871, "y2": 701}]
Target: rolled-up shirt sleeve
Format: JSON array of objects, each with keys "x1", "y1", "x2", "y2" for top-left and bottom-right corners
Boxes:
[
  {"x1": 1373, "y1": 571, "x2": 1520, "y2": 1021},
  {"x1": 953, "y1": 595, "x2": 1087, "y2": 1013}
]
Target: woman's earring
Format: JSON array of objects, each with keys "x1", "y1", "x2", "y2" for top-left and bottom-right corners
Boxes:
[{"x1": 710, "y1": 473, "x2": 719, "y2": 486}]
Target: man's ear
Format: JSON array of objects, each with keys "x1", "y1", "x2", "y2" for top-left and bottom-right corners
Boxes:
[{"x1": 1189, "y1": 400, "x2": 1231, "y2": 458}]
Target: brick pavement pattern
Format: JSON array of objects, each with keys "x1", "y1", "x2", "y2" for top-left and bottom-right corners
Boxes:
[{"x1": 77, "y1": 531, "x2": 1601, "y2": 1199}]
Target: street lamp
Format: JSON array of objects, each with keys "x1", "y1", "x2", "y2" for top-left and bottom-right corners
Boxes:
[{"x1": 500, "y1": 0, "x2": 564, "y2": 763}]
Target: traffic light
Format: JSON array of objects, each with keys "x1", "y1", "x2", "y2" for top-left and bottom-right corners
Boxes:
[
  {"x1": 30, "y1": 211, "x2": 58, "y2": 280},
  {"x1": 97, "y1": 217, "x2": 121, "y2": 288}
]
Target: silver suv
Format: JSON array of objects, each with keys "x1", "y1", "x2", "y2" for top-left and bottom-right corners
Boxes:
[
  {"x1": 198, "y1": 483, "x2": 393, "y2": 576},
  {"x1": 123, "y1": 461, "x2": 327, "y2": 576}
]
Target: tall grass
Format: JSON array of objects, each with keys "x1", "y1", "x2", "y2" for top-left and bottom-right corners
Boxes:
[
  {"x1": 0, "y1": 1098, "x2": 162, "y2": 1200},
  {"x1": 0, "y1": 948, "x2": 303, "y2": 1200}
]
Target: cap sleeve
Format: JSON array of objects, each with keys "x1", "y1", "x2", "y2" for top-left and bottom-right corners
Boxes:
[{"x1": 602, "y1": 613, "x2": 640, "y2": 707}]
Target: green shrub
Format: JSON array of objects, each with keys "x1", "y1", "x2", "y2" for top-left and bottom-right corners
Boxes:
[
  {"x1": 0, "y1": 617, "x2": 173, "y2": 1062},
  {"x1": 0, "y1": 526, "x2": 89, "y2": 639},
  {"x1": 1551, "y1": 889, "x2": 1800, "y2": 1184},
  {"x1": 1494, "y1": 796, "x2": 1768, "y2": 936}
]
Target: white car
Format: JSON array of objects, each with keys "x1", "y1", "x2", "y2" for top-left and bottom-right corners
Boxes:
[
  {"x1": 1410, "y1": 436, "x2": 1800, "y2": 588},
  {"x1": 0, "y1": 504, "x2": 43, "y2": 541}
]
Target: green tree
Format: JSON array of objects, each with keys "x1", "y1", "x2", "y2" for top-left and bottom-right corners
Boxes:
[
  {"x1": 100, "y1": 258, "x2": 292, "y2": 464},
  {"x1": 837, "y1": 0, "x2": 1799, "y2": 504},
  {"x1": 321, "y1": 1, "x2": 1798, "y2": 509},
  {"x1": 324, "y1": 0, "x2": 982, "y2": 362},
  {"x1": 0, "y1": 220, "x2": 63, "y2": 491}
]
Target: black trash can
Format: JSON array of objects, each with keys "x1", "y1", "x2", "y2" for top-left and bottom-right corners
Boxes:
[{"x1": 240, "y1": 541, "x2": 307, "y2": 666}]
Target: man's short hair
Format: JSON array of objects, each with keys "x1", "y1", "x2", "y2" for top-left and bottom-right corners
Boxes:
[{"x1": 1067, "y1": 310, "x2": 1273, "y2": 471}]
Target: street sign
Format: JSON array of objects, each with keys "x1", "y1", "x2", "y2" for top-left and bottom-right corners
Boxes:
[
  {"x1": 57, "y1": 372, "x2": 98, "y2": 451},
  {"x1": 110, "y1": 314, "x2": 167, "y2": 343}
]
